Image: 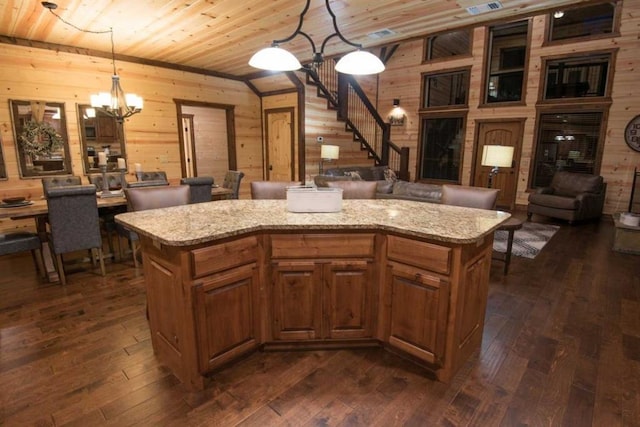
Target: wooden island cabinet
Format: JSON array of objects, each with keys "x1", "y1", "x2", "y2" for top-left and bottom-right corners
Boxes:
[{"x1": 116, "y1": 199, "x2": 509, "y2": 390}]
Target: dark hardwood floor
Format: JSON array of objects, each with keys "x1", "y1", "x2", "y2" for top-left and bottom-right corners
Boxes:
[{"x1": 1, "y1": 213, "x2": 639, "y2": 426}]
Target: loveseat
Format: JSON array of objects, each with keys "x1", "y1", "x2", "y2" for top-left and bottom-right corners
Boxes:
[
  {"x1": 527, "y1": 171, "x2": 606, "y2": 224},
  {"x1": 315, "y1": 166, "x2": 442, "y2": 204}
]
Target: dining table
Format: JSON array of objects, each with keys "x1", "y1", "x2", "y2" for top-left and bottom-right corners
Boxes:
[{"x1": 0, "y1": 185, "x2": 234, "y2": 282}]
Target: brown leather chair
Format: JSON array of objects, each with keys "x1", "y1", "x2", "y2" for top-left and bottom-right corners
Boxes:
[
  {"x1": 120, "y1": 185, "x2": 190, "y2": 267},
  {"x1": 527, "y1": 171, "x2": 606, "y2": 224},
  {"x1": 441, "y1": 185, "x2": 499, "y2": 209},
  {"x1": 326, "y1": 181, "x2": 377, "y2": 199},
  {"x1": 251, "y1": 181, "x2": 302, "y2": 199}
]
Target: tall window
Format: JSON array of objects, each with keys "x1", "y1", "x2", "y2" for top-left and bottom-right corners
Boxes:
[
  {"x1": 425, "y1": 29, "x2": 472, "y2": 61},
  {"x1": 531, "y1": 111, "x2": 604, "y2": 188},
  {"x1": 549, "y1": 2, "x2": 617, "y2": 42},
  {"x1": 422, "y1": 69, "x2": 470, "y2": 108},
  {"x1": 418, "y1": 115, "x2": 465, "y2": 182},
  {"x1": 484, "y1": 21, "x2": 529, "y2": 104},
  {"x1": 543, "y1": 54, "x2": 611, "y2": 100}
]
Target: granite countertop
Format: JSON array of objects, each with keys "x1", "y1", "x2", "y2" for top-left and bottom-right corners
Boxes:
[{"x1": 115, "y1": 199, "x2": 511, "y2": 247}]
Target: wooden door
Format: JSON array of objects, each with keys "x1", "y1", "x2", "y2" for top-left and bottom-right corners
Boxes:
[
  {"x1": 473, "y1": 120, "x2": 524, "y2": 210},
  {"x1": 265, "y1": 108, "x2": 295, "y2": 181}
]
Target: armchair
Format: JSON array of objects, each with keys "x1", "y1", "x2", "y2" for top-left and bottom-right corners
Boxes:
[{"x1": 527, "y1": 171, "x2": 606, "y2": 224}]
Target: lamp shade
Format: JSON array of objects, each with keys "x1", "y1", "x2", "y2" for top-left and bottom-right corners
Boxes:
[
  {"x1": 335, "y1": 50, "x2": 385, "y2": 75},
  {"x1": 320, "y1": 144, "x2": 340, "y2": 160},
  {"x1": 481, "y1": 145, "x2": 514, "y2": 167},
  {"x1": 248, "y1": 46, "x2": 302, "y2": 71}
]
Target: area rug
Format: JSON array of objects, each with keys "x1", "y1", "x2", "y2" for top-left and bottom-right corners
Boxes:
[{"x1": 493, "y1": 222, "x2": 560, "y2": 259}]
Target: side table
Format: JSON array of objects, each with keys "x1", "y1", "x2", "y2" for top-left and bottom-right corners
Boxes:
[{"x1": 493, "y1": 217, "x2": 524, "y2": 274}]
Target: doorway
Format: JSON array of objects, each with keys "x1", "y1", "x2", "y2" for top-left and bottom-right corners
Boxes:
[
  {"x1": 175, "y1": 100, "x2": 237, "y2": 185},
  {"x1": 473, "y1": 119, "x2": 524, "y2": 210},
  {"x1": 265, "y1": 108, "x2": 295, "y2": 181}
]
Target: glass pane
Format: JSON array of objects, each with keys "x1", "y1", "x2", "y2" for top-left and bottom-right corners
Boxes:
[
  {"x1": 424, "y1": 71, "x2": 469, "y2": 108},
  {"x1": 485, "y1": 21, "x2": 529, "y2": 104},
  {"x1": 544, "y1": 55, "x2": 609, "y2": 99},
  {"x1": 10, "y1": 100, "x2": 72, "y2": 178},
  {"x1": 419, "y1": 117, "x2": 464, "y2": 182},
  {"x1": 427, "y1": 30, "x2": 471, "y2": 60},
  {"x1": 532, "y1": 112, "x2": 603, "y2": 188},
  {"x1": 551, "y1": 3, "x2": 615, "y2": 41},
  {"x1": 78, "y1": 104, "x2": 126, "y2": 174}
]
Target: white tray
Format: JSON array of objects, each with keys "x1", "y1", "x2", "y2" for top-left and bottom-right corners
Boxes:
[{"x1": 286, "y1": 187, "x2": 343, "y2": 213}]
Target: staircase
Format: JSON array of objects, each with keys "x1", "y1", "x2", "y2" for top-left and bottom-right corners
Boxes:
[{"x1": 305, "y1": 61, "x2": 410, "y2": 181}]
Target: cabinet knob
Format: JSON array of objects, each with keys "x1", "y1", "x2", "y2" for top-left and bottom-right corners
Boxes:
[{"x1": 173, "y1": 335, "x2": 179, "y2": 344}]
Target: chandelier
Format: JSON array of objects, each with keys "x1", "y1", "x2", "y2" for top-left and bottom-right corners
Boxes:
[
  {"x1": 90, "y1": 30, "x2": 143, "y2": 123},
  {"x1": 249, "y1": 0, "x2": 385, "y2": 75},
  {"x1": 42, "y1": 1, "x2": 143, "y2": 123}
]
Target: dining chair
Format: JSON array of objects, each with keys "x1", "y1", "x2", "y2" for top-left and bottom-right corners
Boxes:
[
  {"x1": 222, "y1": 171, "x2": 245, "y2": 199},
  {"x1": 138, "y1": 171, "x2": 168, "y2": 182},
  {"x1": 250, "y1": 181, "x2": 302, "y2": 199},
  {"x1": 88, "y1": 172, "x2": 126, "y2": 191},
  {"x1": 326, "y1": 181, "x2": 377, "y2": 199},
  {"x1": 180, "y1": 176, "x2": 214, "y2": 203},
  {"x1": 126, "y1": 180, "x2": 170, "y2": 188},
  {"x1": 46, "y1": 185, "x2": 106, "y2": 285},
  {"x1": 88, "y1": 173, "x2": 128, "y2": 259},
  {"x1": 440, "y1": 184, "x2": 499, "y2": 209},
  {"x1": 41, "y1": 176, "x2": 82, "y2": 197},
  {"x1": 0, "y1": 232, "x2": 44, "y2": 278},
  {"x1": 119, "y1": 185, "x2": 190, "y2": 268}
]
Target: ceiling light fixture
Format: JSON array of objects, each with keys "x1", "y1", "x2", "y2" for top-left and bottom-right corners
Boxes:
[
  {"x1": 41, "y1": 1, "x2": 143, "y2": 123},
  {"x1": 554, "y1": 11, "x2": 565, "y2": 19},
  {"x1": 249, "y1": 0, "x2": 385, "y2": 75}
]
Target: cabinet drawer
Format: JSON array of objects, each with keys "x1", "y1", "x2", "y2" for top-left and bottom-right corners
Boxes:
[
  {"x1": 191, "y1": 236, "x2": 258, "y2": 278},
  {"x1": 271, "y1": 234, "x2": 375, "y2": 258},
  {"x1": 387, "y1": 235, "x2": 451, "y2": 275}
]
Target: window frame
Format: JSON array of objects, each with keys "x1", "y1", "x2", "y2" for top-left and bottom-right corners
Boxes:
[
  {"x1": 420, "y1": 66, "x2": 472, "y2": 111},
  {"x1": 423, "y1": 28, "x2": 473, "y2": 64},
  {"x1": 416, "y1": 111, "x2": 468, "y2": 185},
  {"x1": 479, "y1": 19, "x2": 532, "y2": 108},
  {"x1": 528, "y1": 106, "x2": 610, "y2": 191},
  {"x1": 537, "y1": 49, "x2": 617, "y2": 105},
  {"x1": 544, "y1": 1, "x2": 621, "y2": 46}
]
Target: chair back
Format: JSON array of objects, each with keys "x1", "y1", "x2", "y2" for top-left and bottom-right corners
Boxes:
[
  {"x1": 251, "y1": 181, "x2": 302, "y2": 199},
  {"x1": 222, "y1": 171, "x2": 245, "y2": 199},
  {"x1": 89, "y1": 173, "x2": 126, "y2": 191},
  {"x1": 139, "y1": 171, "x2": 168, "y2": 182},
  {"x1": 126, "y1": 180, "x2": 170, "y2": 188},
  {"x1": 42, "y1": 176, "x2": 82, "y2": 197},
  {"x1": 326, "y1": 181, "x2": 377, "y2": 199},
  {"x1": 180, "y1": 176, "x2": 214, "y2": 203},
  {"x1": 124, "y1": 185, "x2": 190, "y2": 212},
  {"x1": 46, "y1": 185, "x2": 102, "y2": 255},
  {"x1": 441, "y1": 185, "x2": 499, "y2": 210}
]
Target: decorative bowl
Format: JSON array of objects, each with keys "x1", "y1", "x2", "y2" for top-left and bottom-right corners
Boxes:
[{"x1": 2, "y1": 197, "x2": 26, "y2": 204}]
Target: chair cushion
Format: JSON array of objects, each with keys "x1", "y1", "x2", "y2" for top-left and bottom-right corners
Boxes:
[
  {"x1": 551, "y1": 172, "x2": 603, "y2": 197},
  {"x1": 0, "y1": 232, "x2": 41, "y2": 256},
  {"x1": 528, "y1": 193, "x2": 580, "y2": 210}
]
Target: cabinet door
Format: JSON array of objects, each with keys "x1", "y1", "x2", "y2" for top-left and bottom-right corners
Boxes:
[
  {"x1": 272, "y1": 261, "x2": 322, "y2": 340},
  {"x1": 387, "y1": 262, "x2": 449, "y2": 365},
  {"x1": 323, "y1": 260, "x2": 373, "y2": 339},
  {"x1": 193, "y1": 263, "x2": 260, "y2": 373}
]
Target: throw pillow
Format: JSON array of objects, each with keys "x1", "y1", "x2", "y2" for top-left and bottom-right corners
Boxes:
[
  {"x1": 344, "y1": 171, "x2": 363, "y2": 180},
  {"x1": 384, "y1": 168, "x2": 398, "y2": 182}
]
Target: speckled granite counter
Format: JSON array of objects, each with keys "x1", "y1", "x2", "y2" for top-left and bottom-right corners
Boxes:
[{"x1": 115, "y1": 199, "x2": 510, "y2": 246}]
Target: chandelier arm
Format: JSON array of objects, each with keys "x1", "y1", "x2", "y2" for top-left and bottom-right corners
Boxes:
[
  {"x1": 273, "y1": 0, "x2": 312, "y2": 45},
  {"x1": 324, "y1": 0, "x2": 362, "y2": 49}
]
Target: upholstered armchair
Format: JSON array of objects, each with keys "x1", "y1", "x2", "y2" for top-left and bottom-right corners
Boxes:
[{"x1": 527, "y1": 171, "x2": 606, "y2": 224}]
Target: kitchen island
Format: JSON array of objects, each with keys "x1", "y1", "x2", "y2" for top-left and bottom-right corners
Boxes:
[{"x1": 116, "y1": 199, "x2": 510, "y2": 390}]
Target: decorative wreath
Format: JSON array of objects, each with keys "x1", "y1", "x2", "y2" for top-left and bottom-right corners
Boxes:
[{"x1": 18, "y1": 120, "x2": 64, "y2": 157}]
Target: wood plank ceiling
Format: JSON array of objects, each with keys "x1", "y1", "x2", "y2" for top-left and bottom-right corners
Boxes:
[{"x1": 1, "y1": 0, "x2": 593, "y2": 80}]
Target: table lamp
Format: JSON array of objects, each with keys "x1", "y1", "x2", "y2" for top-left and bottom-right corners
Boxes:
[
  {"x1": 319, "y1": 144, "x2": 339, "y2": 175},
  {"x1": 481, "y1": 145, "x2": 514, "y2": 188}
]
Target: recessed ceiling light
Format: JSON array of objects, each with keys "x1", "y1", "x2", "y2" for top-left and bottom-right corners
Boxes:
[{"x1": 554, "y1": 11, "x2": 565, "y2": 19}]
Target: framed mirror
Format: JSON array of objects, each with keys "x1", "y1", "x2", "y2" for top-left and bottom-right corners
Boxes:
[
  {"x1": 10, "y1": 100, "x2": 72, "y2": 178},
  {"x1": 0, "y1": 136, "x2": 7, "y2": 180},
  {"x1": 77, "y1": 104, "x2": 126, "y2": 173}
]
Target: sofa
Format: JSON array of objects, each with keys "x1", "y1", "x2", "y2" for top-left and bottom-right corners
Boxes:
[
  {"x1": 315, "y1": 166, "x2": 442, "y2": 204},
  {"x1": 527, "y1": 171, "x2": 606, "y2": 224}
]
